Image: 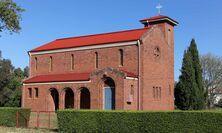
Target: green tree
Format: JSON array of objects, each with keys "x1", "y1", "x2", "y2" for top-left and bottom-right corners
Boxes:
[
  {"x1": 0, "y1": 0, "x2": 24, "y2": 34},
  {"x1": 0, "y1": 58, "x2": 14, "y2": 106},
  {"x1": 175, "y1": 39, "x2": 205, "y2": 110},
  {"x1": 188, "y1": 39, "x2": 205, "y2": 109},
  {"x1": 4, "y1": 68, "x2": 24, "y2": 107},
  {"x1": 0, "y1": 57, "x2": 27, "y2": 107},
  {"x1": 175, "y1": 50, "x2": 198, "y2": 110},
  {"x1": 23, "y1": 66, "x2": 29, "y2": 78}
]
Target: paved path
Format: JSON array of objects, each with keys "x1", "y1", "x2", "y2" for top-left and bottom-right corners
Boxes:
[{"x1": 0, "y1": 126, "x2": 56, "y2": 133}]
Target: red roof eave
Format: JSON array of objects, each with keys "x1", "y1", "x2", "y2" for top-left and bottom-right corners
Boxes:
[
  {"x1": 23, "y1": 73, "x2": 90, "y2": 83},
  {"x1": 120, "y1": 69, "x2": 138, "y2": 78},
  {"x1": 23, "y1": 70, "x2": 138, "y2": 84}
]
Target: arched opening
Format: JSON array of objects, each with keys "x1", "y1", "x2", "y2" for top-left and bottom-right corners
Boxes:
[
  {"x1": 64, "y1": 88, "x2": 74, "y2": 109},
  {"x1": 49, "y1": 88, "x2": 59, "y2": 111},
  {"x1": 104, "y1": 77, "x2": 115, "y2": 110},
  {"x1": 80, "y1": 88, "x2": 90, "y2": 109}
]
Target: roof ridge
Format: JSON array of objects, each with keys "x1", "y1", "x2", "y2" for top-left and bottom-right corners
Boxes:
[{"x1": 56, "y1": 27, "x2": 149, "y2": 41}]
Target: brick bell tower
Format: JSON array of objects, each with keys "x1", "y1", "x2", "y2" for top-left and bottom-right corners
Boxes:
[
  {"x1": 139, "y1": 3, "x2": 178, "y2": 47},
  {"x1": 140, "y1": 15, "x2": 178, "y2": 47},
  {"x1": 138, "y1": 3, "x2": 178, "y2": 110}
]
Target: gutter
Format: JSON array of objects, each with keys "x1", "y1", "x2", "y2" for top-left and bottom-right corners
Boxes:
[{"x1": 137, "y1": 40, "x2": 141, "y2": 110}]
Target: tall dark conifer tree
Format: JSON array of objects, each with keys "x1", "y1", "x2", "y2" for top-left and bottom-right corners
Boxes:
[
  {"x1": 175, "y1": 39, "x2": 205, "y2": 110},
  {"x1": 175, "y1": 50, "x2": 198, "y2": 110},
  {"x1": 188, "y1": 39, "x2": 205, "y2": 109}
]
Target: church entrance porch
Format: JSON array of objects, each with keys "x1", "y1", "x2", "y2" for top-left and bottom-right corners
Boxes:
[{"x1": 23, "y1": 68, "x2": 138, "y2": 111}]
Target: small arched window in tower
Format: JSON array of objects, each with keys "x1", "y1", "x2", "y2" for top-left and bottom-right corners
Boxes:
[
  {"x1": 153, "y1": 87, "x2": 156, "y2": 99},
  {"x1": 159, "y1": 87, "x2": 161, "y2": 99},
  {"x1": 95, "y1": 52, "x2": 98, "y2": 69},
  {"x1": 153, "y1": 47, "x2": 161, "y2": 59},
  {"x1": 35, "y1": 57, "x2": 38, "y2": 71},
  {"x1": 71, "y1": 54, "x2": 74, "y2": 70},
  {"x1": 156, "y1": 87, "x2": 159, "y2": 99},
  {"x1": 119, "y1": 49, "x2": 123, "y2": 66},
  {"x1": 49, "y1": 56, "x2": 53, "y2": 72}
]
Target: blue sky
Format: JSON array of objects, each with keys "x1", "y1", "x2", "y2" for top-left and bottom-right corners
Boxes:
[{"x1": 0, "y1": 0, "x2": 222, "y2": 80}]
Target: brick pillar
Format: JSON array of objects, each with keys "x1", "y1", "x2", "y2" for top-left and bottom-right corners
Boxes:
[
  {"x1": 59, "y1": 92, "x2": 64, "y2": 110},
  {"x1": 75, "y1": 89, "x2": 80, "y2": 109},
  {"x1": 74, "y1": 91, "x2": 78, "y2": 109}
]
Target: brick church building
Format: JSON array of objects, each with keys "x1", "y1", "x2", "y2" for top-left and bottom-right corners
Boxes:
[{"x1": 22, "y1": 15, "x2": 178, "y2": 111}]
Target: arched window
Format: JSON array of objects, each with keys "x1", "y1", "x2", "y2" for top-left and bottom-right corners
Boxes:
[
  {"x1": 153, "y1": 87, "x2": 155, "y2": 99},
  {"x1": 35, "y1": 57, "x2": 38, "y2": 71},
  {"x1": 95, "y1": 52, "x2": 98, "y2": 69},
  {"x1": 153, "y1": 86, "x2": 161, "y2": 100},
  {"x1": 159, "y1": 87, "x2": 161, "y2": 99},
  {"x1": 119, "y1": 49, "x2": 123, "y2": 66},
  {"x1": 49, "y1": 56, "x2": 52, "y2": 72},
  {"x1": 71, "y1": 54, "x2": 74, "y2": 70}
]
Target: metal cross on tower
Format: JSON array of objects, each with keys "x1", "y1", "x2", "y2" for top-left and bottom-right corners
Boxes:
[{"x1": 156, "y1": 3, "x2": 162, "y2": 15}]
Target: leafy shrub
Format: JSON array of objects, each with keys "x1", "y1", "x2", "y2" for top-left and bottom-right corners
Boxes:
[
  {"x1": 58, "y1": 110, "x2": 222, "y2": 133},
  {"x1": 0, "y1": 107, "x2": 30, "y2": 127}
]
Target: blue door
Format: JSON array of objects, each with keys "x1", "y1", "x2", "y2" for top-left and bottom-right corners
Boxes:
[{"x1": 104, "y1": 87, "x2": 113, "y2": 110}]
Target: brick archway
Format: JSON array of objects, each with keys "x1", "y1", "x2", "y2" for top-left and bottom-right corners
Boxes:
[
  {"x1": 80, "y1": 87, "x2": 90, "y2": 109},
  {"x1": 49, "y1": 88, "x2": 59, "y2": 111},
  {"x1": 91, "y1": 68, "x2": 124, "y2": 110},
  {"x1": 64, "y1": 88, "x2": 74, "y2": 109}
]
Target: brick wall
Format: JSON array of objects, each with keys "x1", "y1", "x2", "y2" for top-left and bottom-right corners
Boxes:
[
  {"x1": 30, "y1": 45, "x2": 139, "y2": 77},
  {"x1": 140, "y1": 23, "x2": 174, "y2": 110}
]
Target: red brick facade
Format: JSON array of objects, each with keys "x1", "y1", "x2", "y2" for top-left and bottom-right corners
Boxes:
[{"x1": 22, "y1": 15, "x2": 177, "y2": 111}]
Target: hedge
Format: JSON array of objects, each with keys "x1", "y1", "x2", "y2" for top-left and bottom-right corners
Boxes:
[
  {"x1": 58, "y1": 110, "x2": 222, "y2": 133},
  {"x1": 0, "y1": 107, "x2": 31, "y2": 127}
]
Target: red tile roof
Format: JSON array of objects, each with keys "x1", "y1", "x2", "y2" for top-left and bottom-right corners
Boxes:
[
  {"x1": 120, "y1": 70, "x2": 138, "y2": 78},
  {"x1": 23, "y1": 73, "x2": 90, "y2": 83},
  {"x1": 30, "y1": 28, "x2": 150, "y2": 52},
  {"x1": 23, "y1": 70, "x2": 138, "y2": 83}
]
